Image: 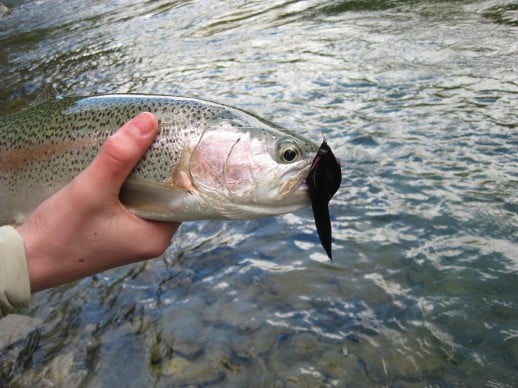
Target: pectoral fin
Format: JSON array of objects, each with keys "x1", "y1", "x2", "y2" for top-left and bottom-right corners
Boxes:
[{"x1": 120, "y1": 179, "x2": 197, "y2": 221}]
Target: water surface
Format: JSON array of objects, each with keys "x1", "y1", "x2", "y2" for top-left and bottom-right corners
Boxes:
[{"x1": 1, "y1": 0, "x2": 517, "y2": 386}]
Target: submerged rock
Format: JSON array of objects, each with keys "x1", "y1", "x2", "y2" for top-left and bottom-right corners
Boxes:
[
  {"x1": 161, "y1": 357, "x2": 190, "y2": 376},
  {"x1": 0, "y1": 314, "x2": 42, "y2": 384},
  {"x1": 160, "y1": 307, "x2": 207, "y2": 358},
  {"x1": 160, "y1": 355, "x2": 225, "y2": 385},
  {"x1": 0, "y1": 3, "x2": 10, "y2": 17}
]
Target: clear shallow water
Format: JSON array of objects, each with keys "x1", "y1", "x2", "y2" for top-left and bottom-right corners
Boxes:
[{"x1": 1, "y1": 0, "x2": 517, "y2": 386}]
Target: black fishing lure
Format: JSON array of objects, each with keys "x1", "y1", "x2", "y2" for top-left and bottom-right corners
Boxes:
[{"x1": 306, "y1": 140, "x2": 342, "y2": 259}]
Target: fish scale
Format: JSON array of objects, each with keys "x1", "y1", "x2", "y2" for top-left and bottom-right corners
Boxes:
[{"x1": 1, "y1": 95, "x2": 223, "y2": 190}]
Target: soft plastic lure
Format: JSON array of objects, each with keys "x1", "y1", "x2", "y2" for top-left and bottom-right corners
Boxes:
[{"x1": 306, "y1": 140, "x2": 342, "y2": 260}]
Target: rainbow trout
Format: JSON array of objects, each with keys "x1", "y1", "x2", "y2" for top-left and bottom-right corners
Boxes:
[{"x1": 0, "y1": 94, "x2": 341, "y2": 257}]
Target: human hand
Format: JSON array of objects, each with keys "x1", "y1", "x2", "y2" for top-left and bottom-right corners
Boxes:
[{"x1": 17, "y1": 112, "x2": 180, "y2": 292}]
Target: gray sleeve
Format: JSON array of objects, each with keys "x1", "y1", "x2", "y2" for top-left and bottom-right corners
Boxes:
[{"x1": 0, "y1": 225, "x2": 31, "y2": 314}]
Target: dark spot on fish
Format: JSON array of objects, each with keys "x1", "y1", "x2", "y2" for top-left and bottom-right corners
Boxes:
[{"x1": 306, "y1": 139, "x2": 341, "y2": 260}]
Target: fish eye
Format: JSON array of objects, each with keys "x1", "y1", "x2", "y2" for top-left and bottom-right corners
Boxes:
[
  {"x1": 278, "y1": 140, "x2": 301, "y2": 163},
  {"x1": 283, "y1": 148, "x2": 298, "y2": 161}
]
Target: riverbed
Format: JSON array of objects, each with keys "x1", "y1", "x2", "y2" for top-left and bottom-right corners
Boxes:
[{"x1": 1, "y1": 0, "x2": 517, "y2": 386}]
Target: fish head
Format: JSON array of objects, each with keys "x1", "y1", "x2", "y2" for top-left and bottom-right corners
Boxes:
[{"x1": 187, "y1": 118, "x2": 318, "y2": 219}]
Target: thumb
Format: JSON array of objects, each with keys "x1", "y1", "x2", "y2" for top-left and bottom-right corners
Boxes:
[{"x1": 86, "y1": 112, "x2": 158, "y2": 193}]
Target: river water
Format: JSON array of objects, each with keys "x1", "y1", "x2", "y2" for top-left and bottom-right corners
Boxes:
[{"x1": 1, "y1": 0, "x2": 517, "y2": 386}]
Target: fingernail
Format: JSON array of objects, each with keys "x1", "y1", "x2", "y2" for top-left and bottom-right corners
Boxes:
[
  {"x1": 127, "y1": 123, "x2": 146, "y2": 138},
  {"x1": 127, "y1": 113, "x2": 156, "y2": 138}
]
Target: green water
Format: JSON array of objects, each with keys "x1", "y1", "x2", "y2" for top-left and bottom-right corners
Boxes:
[{"x1": 1, "y1": 0, "x2": 517, "y2": 386}]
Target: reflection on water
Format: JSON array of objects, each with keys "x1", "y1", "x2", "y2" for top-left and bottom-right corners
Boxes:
[{"x1": 1, "y1": 0, "x2": 517, "y2": 386}]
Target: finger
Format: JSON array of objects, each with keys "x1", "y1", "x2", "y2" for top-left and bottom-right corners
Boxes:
[{"x1": 84, "y1": 112, "x2": 158, "y2": 194}]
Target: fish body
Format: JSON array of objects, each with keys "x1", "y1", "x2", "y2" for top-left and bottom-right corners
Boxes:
[{"x1": 0, "y1": 94, "x2": 318, "y2": 224}]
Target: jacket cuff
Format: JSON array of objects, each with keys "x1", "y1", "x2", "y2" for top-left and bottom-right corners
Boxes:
[{"x1": 0, "y1": 225, "x2": 31, "y2": 313}]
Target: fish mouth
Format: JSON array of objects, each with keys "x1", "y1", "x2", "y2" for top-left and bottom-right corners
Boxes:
[
  {"x1": 306, "y1": 140, "x2": 342, "y2": 260},
  {"x1": 279, "y1": 161, "x2": 312, "y2": 199}
]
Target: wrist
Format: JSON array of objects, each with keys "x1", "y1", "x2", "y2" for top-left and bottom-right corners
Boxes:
[{"x1": 0, "y1": 225, "x2": 31, "y2": 310}]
